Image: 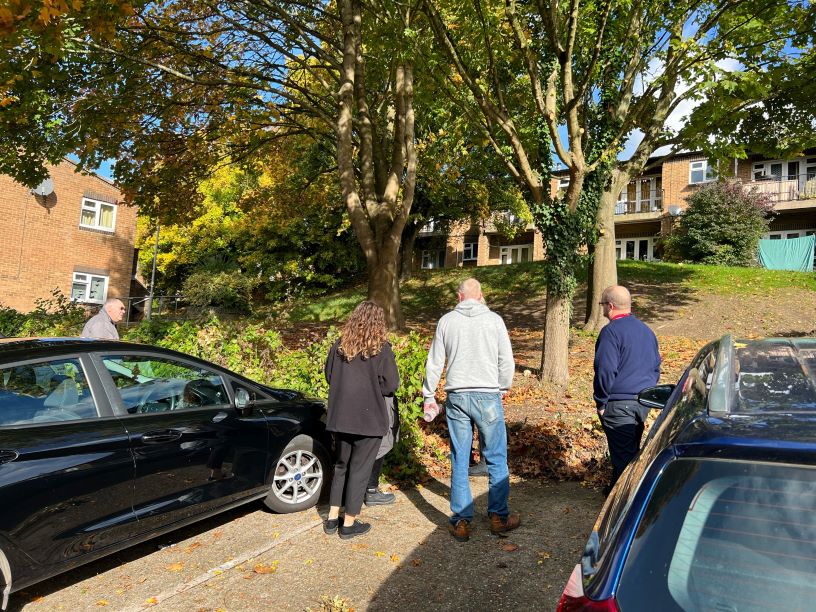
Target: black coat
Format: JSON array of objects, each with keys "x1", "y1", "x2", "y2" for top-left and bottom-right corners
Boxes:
[{"x1": 324, "y1": 340, "x2": 400, "y2": 437}]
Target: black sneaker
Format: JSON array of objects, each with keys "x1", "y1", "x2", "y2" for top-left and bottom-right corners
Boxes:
[
  {"x1": 339, "y1": 520, "x2": 371, "y2": 540},
  {"x1": 323, "y1": 518, "x2": 340, "y2": 535},
  {"x1": 365, "y1": 488, "x2": 396, "y2": 506}
]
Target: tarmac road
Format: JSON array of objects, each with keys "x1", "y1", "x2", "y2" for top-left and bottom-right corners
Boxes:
[{"x1": 13, "y1": 478, "x2": 602, "y2": 612}]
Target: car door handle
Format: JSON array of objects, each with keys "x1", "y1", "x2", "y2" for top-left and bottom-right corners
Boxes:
[
  {"x1": 140, "y1": 430, "x2": 183, "y2": 444},
  {"x1": 0, "y1": 450, "x2": 19, "y2": 464}
]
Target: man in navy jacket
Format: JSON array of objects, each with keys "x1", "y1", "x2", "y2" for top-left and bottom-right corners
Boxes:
[{"x1": 594, "y1": 285, "x2": 661, "y2": 493}]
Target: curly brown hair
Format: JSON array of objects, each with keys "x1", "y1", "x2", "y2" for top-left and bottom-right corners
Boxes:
[{"x1": 338, "y1": 301, "x2": 388, "y2": 361}]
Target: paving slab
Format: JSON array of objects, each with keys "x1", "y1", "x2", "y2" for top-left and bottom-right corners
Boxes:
[{"x1": 14, "y1": 479, "x2": 602, "y2": 612}]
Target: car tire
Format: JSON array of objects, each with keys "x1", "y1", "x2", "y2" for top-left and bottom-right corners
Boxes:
[{"x1": 263, "y1": 434, "x2": 330, "y2": 513}]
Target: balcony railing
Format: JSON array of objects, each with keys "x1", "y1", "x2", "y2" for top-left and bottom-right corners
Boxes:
[
  {"x1": 614, "y1": 199, "x2": 663, "y2": 216},
  {"x1": 748, "y1": 173, "x2": 816, "y2": 203}
]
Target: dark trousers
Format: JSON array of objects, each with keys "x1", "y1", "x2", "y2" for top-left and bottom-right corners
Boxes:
[
  {"x1": 600, "y1": 400, "x2": 650, "y2": 486},
  {"x1": 368, "y1": 456, "x2": 385, "y2": 490},
  {"x1": 329, "y1": 433, "x2": 381, "y2": 515}
]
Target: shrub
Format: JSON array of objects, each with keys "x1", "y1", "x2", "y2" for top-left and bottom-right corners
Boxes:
[
  {"x1": 0, "y1": 290, "x2": 86, "y2": 337},
  {"x1": 123, "y1": 317, "x2": 432, "y2": 482},
  {"x1": 182, "y1": 269, "x2": 258, "y2": 313},
  {"x1": 663, "y1": 181, "x2": 773, "y2": 266}
]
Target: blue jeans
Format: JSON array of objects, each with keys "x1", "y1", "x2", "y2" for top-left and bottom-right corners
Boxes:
[{"x1": 445, "y1": 391, "x2": 509, "y2": 524}]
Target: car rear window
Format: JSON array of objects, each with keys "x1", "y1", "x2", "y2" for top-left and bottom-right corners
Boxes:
[
  {"x1": 617, "y1": 458, "x2": 816, "y2": 612},
  {"x1": 734, "y1": 339, "x2": 816, "y2": 412}
]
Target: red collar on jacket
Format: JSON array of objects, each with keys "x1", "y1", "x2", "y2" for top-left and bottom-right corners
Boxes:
[{"x1": 609, "y1": 312, "x2": 632, "y2": 321}]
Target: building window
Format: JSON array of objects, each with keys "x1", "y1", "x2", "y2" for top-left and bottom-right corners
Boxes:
[
  {"x1": 421, "y1": 250, "x2": 445, "y2": 269},
  {"x1": 80, "y1": 198, "x2": 117, "y2": 232},
  {"x1": 499, "y1": 245, "x2": 532, "y2": 264},
  {"x1": 72, "y1": 272, "x2": 109, "y2": 304},
  {"x1": 463, "y1": 242, "x2": 478, "y2": 261},
  {"x1": 689, "y1": 160, "x2": 716, "y2": 185},
  {"x1": 614, "y1": 237, "x2": 654, "y2": 261}
]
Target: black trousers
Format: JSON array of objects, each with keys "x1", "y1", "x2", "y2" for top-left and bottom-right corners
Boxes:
[
  {"x1": 600, "y1": 400, "x2": 650, "y2": 486},
  {"x1": 368, "y1": 456, "x2": 385, "y2": 490},
  {"x1": 329, "y1": 433, "x2": 381, "y2": 515}
]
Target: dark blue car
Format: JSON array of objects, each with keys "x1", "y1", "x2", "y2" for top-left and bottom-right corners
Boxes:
[{"x1": 558, "y1": 335, "x2": 816, "y2": 612}]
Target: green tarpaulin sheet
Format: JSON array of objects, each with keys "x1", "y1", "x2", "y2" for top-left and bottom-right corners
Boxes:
[{"x1": 757, "y1": 235, "x2": 815, "y2": 272}]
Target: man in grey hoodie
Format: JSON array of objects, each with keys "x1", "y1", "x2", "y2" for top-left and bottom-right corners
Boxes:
[{"x1": 423, "y1": 278, "x2": 519, "y2": 542}]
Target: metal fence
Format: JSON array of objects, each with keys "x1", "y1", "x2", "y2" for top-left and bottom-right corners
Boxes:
[{"x1": 122, "y1": 295, "x2": 185, "y2": 326}]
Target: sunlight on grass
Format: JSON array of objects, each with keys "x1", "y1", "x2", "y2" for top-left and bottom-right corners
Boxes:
[
  {"x1": 619, "y1": 260, "x2": 816, "y2": 294},
  {"x1": 286, "y1": 290, "x2": 366, "y2": 321},
  {"x1": 284, "y1": 260, "x2": 814, "y2": 323}
]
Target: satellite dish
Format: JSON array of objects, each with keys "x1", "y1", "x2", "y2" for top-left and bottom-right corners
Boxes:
[
  {"x1": 668, "y1": 205, "x2": 683, "y2": 217},
  {"x1": 32, "y1": 177, "x2": 54, "y2": 197}
]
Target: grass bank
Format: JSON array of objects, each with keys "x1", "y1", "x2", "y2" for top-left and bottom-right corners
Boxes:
[{"x1": 280, "y1": 260, "x2": 815, "y2": 324}]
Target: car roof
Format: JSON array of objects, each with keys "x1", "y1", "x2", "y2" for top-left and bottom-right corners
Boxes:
[
  {"x1": 0, "y1": 337, "x2": 188, "y2": 363},
  {"x1": 670, "y1": 335, "x2": 816, "y2": 460},
  {"x1": 711, "y1": 336, "x2": 816, "y2": 415}
]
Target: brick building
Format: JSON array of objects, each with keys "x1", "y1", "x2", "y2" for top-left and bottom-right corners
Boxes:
[
  {"x1": 0, "y1": 160, "x2": 137, "y2": 312},
  {"x1": 414, "y1": 150, "x2": 816, "y2": 268}
]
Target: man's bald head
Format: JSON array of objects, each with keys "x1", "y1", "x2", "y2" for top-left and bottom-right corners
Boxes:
[
  {"x1": 602, "y1": 285, "x2": 631, "y2": 311},
  {"x1": 458, "y1": 278, "x2": 482, "y2": 302},
  {"x1": 104, "y1": 298, "x2": 126, "y2": 323}
]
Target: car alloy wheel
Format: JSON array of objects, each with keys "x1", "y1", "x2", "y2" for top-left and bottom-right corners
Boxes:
[{"x1": 264, "y1": 435, "x2": 328, "y2": 513}]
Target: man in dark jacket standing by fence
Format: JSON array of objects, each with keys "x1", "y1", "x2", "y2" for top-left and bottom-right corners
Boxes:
[{"x1": 594, "y1": 285, "x2": 661, "y2": 494}]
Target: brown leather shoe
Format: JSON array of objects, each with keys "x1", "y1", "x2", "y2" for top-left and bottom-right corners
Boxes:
[
  {"x1": 448, "y1": 519, "x2": 471, "y2": 542},
  {"x1": 489, "y1": 511, "x2": 521, "y2": 536}
]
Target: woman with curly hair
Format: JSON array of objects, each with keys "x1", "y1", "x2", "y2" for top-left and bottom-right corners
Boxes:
[{"x1": 323, "y1": 300, "x2": 400, "y2": 539}]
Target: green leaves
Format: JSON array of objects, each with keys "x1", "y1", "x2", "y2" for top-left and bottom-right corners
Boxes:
[{"x1": 663, "y1": 181, "x2": 773, "y2": 266}]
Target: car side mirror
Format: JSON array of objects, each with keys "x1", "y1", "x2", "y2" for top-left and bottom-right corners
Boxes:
[
  {"x1": 638, "y1": 384, "x2": 676, "y2": 409},
  {"x1": 234, "y1": 388, "x2": 255, "y2": 415}
]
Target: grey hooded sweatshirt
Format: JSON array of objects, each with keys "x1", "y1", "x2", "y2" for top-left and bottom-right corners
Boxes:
[{"x1": 422, "y1": 299, "x2": 514, "y2": 400}]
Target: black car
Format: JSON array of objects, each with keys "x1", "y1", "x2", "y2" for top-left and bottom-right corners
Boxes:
[
  {"x1": 558, "y1": 335, "x2": 816, "y2": 612},
  {"x1": 0, "y1": 337, "x2": 331, "y2": 609}
]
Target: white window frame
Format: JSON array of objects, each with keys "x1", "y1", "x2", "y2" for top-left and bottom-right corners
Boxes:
[
  {"x1": 463, "y1": 241, "x2": 478, "y2": 261},
  {"x1": 499, "y1": 244, "x2": 532, "y2": 265},
  {"x1": 71, "y1": 272, "x2": 109, "y2": 304},
  {"x1": 421, "y1": 249, "x2": 445, "y2": 269},
  {"x1": 615, "y1": 237, "x2": 655, "y2": 261},
  {"x1": 689, "y1": 160, "x2": 717, "y2": 185},
  {"x1": 79, "y1": 197, "x2": 117, "y2": 232},
  {"x1": 763, "y1": 229, "x2": 816, "y2": 240}
]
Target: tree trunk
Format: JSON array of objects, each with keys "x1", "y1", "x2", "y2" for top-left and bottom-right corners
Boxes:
[
  {"x1": 539, "y1": 288, "x2": 572, "y2": 386},
  {"x1": 400, "y1": 224, "x2": 419, "y2": 280},
  {"x1": 336, "y1": 0, "x2": 415, "y2": 331},
  {"x1": 584, "y1": 190, "x2": 618, "y2": 331},
  {"x1": 368, "y1": 255, "x2": 404, "y2": 329}
]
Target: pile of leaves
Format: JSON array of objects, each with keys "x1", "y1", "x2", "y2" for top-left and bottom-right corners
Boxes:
[{"x1": 409, "y1": 333, "x2": 704, "y2": 488}]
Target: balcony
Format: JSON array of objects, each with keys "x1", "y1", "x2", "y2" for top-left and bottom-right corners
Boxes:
[
  {"x1": 614, "y1": 198, "x2": 663, "y2": 218},
  {"x1": 418, "y1": 220, "x2": 443, "y2": 235},
  {"x1": 748, "y1": 173, "x2": 816, "y2": 208}
]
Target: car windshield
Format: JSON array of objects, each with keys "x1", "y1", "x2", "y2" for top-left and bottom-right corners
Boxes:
[
  {"x1": 617, "y1": 457, "x2": 816, "y2": 612},
  {"x1": 712, "y1": 337, "x2": 816, "y2": 413}
]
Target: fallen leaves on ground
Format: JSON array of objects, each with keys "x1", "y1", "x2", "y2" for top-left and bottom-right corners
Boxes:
[
  {"x1": 253, "y1": 561, "x2": 279, "y2": 574},
  {"x1": 416, "y1": 334, "x2": 705, "y2": 487},
  {"x1": 165, "y1": 562, "x2": 184, "y2": 572},
  {"x1": 500, "y1": 542, "x2": 519, "y2": 552}
]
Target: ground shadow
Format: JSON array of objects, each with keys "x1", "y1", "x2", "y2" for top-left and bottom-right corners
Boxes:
[
  {"x1": 368, "y1": 478, "x2": 603, "y2": 611},
  {"x1": 9, "y1": 503, "x2": 262, "y2": 610}
]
